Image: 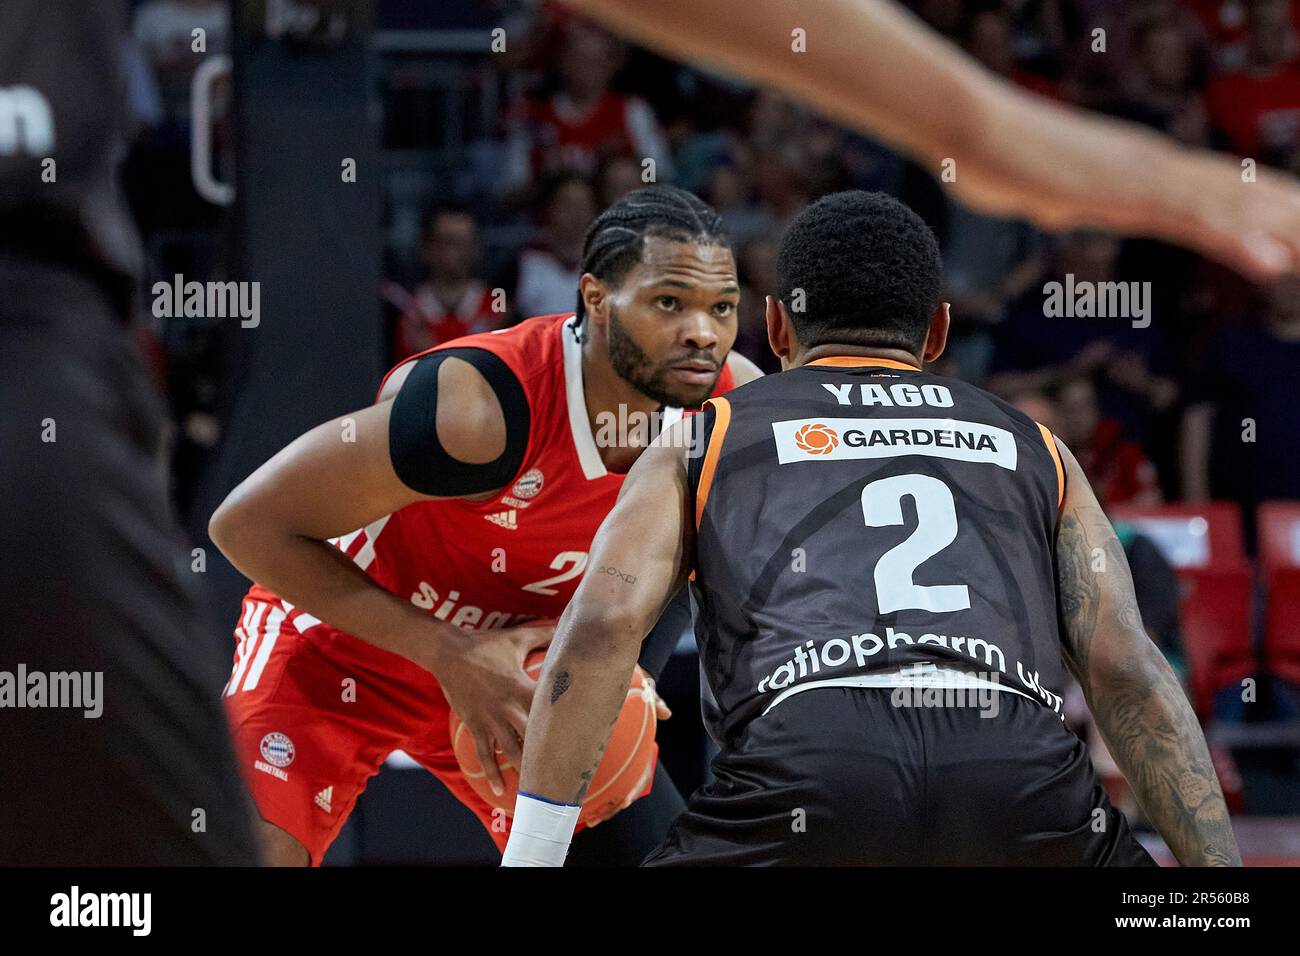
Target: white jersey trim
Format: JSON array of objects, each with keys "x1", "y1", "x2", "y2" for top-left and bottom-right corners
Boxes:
[
  {"x1": 761, "y1": 661, "x2": 1037, "y2": 716},
  {"x1": 562, "y1": 314, "x2": 689, "y2": 482},
  {"x1": 563, "y1": 315, "x2": 609, "y2": 481}
]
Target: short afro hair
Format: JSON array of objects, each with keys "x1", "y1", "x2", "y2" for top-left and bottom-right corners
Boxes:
[{"x1": 776, "y1": 191, "x2": 942, "y2": 355}]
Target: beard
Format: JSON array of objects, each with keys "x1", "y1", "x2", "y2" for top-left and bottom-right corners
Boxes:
[{"x1": 607, "y1": 306, "x2": 719, "y2": 408}]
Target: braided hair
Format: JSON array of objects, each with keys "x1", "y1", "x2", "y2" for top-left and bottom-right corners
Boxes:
[{"x1": 573, "y1": 185, "x2": 730, "y2": 341}]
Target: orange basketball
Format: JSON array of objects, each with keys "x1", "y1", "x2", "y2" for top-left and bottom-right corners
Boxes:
[{"x1": 449, "y1": 648, "x2": 658, "y2": 826}]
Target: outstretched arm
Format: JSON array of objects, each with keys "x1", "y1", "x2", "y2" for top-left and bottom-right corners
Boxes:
[
  {"x1": 562, "y1": 0, "x2": 1300, "y2": 278},
  {"x1": 503, "y1": 426, "x2": 694, "y2": 864},
  {"x1": 1054, "y1": 440, "x2": 1240, "y2": 866}
]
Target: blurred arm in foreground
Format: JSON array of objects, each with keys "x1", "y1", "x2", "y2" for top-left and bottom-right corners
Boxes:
[{"x1": 562, "y1": 0, "x2": 1300, "y2": 280}]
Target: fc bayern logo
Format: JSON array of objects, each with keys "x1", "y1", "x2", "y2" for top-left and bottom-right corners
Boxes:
[
  {"x1": 259, "y1": 732, "x2": 295, "y2": 768},
  {"x1": 512, "y1": 468, "x2": 544, "y2": 499}
]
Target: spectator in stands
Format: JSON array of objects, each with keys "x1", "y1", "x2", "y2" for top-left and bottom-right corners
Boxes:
[
  {"x1": 596, "y1": 153, "x2": 645, "y2": 207},
  {"x1": 965, "y1": 3, "x2": 1062, "y2": 100},
  {"x1": 1189, "y1": 0, "x2": 1300, "y2": 72},
  {"x1": 133, "y1": 0, "x2": 229, "y2": 126},
  {"x1": 513, "y1": 173, "x2": 597, "y2": 319},
  {"x1": 1205, "y1": 0, "x2": 1300, "y2": 165},
  {"x1": 1011, "y1": 389, "x2": 1060, "y2": 434},
  {"x1": 705, "y1": 162, "x2": 769, "y2": 246},
  {"x1": 1054, "y1": 375, "x2": 1163, "y2": 507},
  {"x1": 501, "y1": 20, "x2": 674, "y2": 196},
  {"x1": 734, "y1": 237, "x2": 781, "y2": 374},
  {"x1": 1182, "y1": 275, "x2": 1300, "y2": 525},
  {"x1": 389, "y1": 207, "x2": 506, "y2": 360},
  {"x1": 1107, "y1": 13, "x2": 1210, "y2": 146},
  {"x1": 986, "y1": 230, "x2": 1178, "y2": 443},
  {"x1": 940, "y1": 198, "x2": 1044, "y2": 383}
]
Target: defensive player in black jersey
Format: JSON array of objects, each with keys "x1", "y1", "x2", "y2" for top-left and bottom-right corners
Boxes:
[{"x1": 504, "y1": 191, "x2": 1240, "y2": 867}]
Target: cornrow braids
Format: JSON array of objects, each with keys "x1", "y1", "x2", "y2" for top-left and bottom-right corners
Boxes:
[{"x1": 572, "y1": 185, "x2": 730, "y2": 342}]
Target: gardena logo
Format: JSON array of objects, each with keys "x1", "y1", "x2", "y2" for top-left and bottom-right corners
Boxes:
[
  {"x1": 773, "y1": 418, "x2": 1018, "y2": 470},
  {"x1": 794, "y1": 423, "x2": 839, "y2": 454}
]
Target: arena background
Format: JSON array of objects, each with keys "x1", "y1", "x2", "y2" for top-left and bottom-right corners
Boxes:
[{"x1": 119, "y1": 0, "x2": 1300, "y2": 864}]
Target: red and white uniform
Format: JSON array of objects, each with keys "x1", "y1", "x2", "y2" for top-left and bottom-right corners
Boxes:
[
  {"x1": 390, "y1": 279, "x2": 502, "y2": 359},
  {"x1": 223, "y1": 313, "x2": 734, "y2": 863}
]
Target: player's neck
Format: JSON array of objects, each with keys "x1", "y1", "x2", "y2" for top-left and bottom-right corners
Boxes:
[
  {"x1": 792, "y1": 344, "x2": 923, "y2": 370},
  {"x1": 579, "y1": 349, "x2": 663, "y2": 474}
]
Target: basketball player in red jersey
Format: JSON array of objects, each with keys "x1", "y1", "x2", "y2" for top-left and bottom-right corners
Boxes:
[{"x1": 209, "y1": 186, "x2": 761, "y2": 865}]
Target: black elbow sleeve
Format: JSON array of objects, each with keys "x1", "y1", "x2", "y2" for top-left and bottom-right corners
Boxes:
[{"x1": 388, "y1": 348, "x2": 530, "y2": 497}]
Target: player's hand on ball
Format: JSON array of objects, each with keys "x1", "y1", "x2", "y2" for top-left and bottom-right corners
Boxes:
[
  {"x1": 644, "y1": 676, "x2": 671, "y2": 722},
  {"x1": 435, "y1": 620, "x2": 555, "y2": 796}
]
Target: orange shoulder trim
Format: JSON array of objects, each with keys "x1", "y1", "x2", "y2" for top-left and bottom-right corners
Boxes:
[
  {"x1": 694, "y1": 396, "x2": 733, "y2": 530},
  {"x1": 1036, "y1": 422, "x2": 1064, "y2": 511}
]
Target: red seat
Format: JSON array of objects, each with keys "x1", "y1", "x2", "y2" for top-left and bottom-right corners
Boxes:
[
  {"x1": 1109, "y1": 503, "x2": 1253, "y2": 717},
  {"x1": 1257, "y1": 501, "x2": 1300, "y2": 687}
]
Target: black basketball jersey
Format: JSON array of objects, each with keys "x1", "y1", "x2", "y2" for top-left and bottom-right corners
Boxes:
[{"x1": 687, "y1": 355, "x2": 1067, "y2": 745}]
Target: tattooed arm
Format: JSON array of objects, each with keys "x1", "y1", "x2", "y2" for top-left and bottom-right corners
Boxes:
[
  {"x1": 514, "y1": 425, "x2": 694, "y2": 811},
  {"x1": 1054, "y1": 440, "x2": 1240, "y2": 866}
]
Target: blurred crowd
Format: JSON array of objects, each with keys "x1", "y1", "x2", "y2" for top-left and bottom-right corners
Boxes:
[
  {"x1": 107, "y1": 0, "x2": 1300, "y2": 821},
  {"x1": 381, "y1": 0, "x2": 1300, "y2": 539},
  {"x1": 117, "y1": 0, "x2": 1300, "y2": 539}
]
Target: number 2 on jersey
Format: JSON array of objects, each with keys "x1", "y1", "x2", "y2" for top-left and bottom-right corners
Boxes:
[
  {"x1": 522, "y1": 550, "x2": 588, "y2": 596},
  {"x1": 860, "y1": 474, "x2": 970, "y2": 614}
]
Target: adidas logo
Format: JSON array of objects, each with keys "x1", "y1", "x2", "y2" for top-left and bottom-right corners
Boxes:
[
  {"x1": 485, "y1": 509, "x2": 518, "y2": 530},
  {"x1": 314, "y1": 787, "x2": 333, "y2": 813}
]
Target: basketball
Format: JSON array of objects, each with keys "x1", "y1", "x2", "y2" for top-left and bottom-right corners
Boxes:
[{"x1": 449, "y1": 648, "x2": 658, "y2": 826}]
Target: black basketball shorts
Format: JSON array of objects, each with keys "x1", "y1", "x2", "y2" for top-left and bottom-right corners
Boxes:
[{"x1": 644, "y1": 685, "x2": 1157, "y2": 866}]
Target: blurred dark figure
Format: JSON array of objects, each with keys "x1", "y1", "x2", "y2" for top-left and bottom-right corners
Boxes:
[
  {"x1": 1182, "y1": 275, "x2": 1300, "y2": 544},
  {"x1": 595, "y1": 152, "x2": 645, "y2": 208},
  {"x1": 0, "y1": 0, "x2": 257, "y2": 864},
  {"x1": 965, "y1": 3, "x2": 1062, "y2": 100},
  {"x1": 734, "y1": 236, "x2": 781, "y2": 374},
  {"x1": 388, "y1": 206, "x2": 505, "y2": 361},
  {"x1": 1107, "y1": 13, "x2": 1210, "y2": 145},
  {"x1": 987, "y1": 230, "x2": 1178, "y2": 442},
  {"x1": 132, "y1": 0, "x2": 230, "y2": 126}
]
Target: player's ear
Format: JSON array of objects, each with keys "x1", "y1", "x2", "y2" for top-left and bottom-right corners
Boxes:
[
  {"x1": 579, "y1": 273, "x2": 608, "y2": 328},
  {"x1": 766, "y1": 295, "x2": 794, "y2": 367},
  {"x1": 921, "y1": 302, "x2": 950, "y2": 365}
]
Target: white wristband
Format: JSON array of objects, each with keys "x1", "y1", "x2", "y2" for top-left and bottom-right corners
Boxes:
[{"x1": 500, "y1": 793, "x2": 581, "y2": 867}]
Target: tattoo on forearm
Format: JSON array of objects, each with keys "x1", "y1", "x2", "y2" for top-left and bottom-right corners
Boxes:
[
  {"x1": 1058, "y1": 500, "x2": 1239, "y2": 866},
  {"x1": 550, "y1": 671, "x2": 570, "y2": 704},
  {"x1": 596, "y1": 565, "x2": 637, "y2": 584},
  {"x1": 573, "y1": 710, "x2": 621, "y2": 804},
  {"x1": 1095, "y1": 658, "x2": 1238, "y2": 866}
]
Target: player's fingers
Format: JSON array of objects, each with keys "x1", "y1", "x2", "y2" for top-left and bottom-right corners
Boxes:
[
  {"x1": 643, "y1": 677, "x2": 672, "y2": 720},
  {"x1": 512, "y1": 677, "x2": 538, "y2": 717},
  {"x1": 473, "y1": 731, "x2": 505, "y2": 796},
  {"x1": 1236, "y1": 230, "x2": 1295, "y2": 280},
  {"x1": 497, "y1": 714, "x2": 526, "y2": 769}
]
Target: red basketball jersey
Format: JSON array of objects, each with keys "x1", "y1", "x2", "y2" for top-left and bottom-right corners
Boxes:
[{"x1": 243, "y1": 313, "x2": 735, "y2": 666}]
